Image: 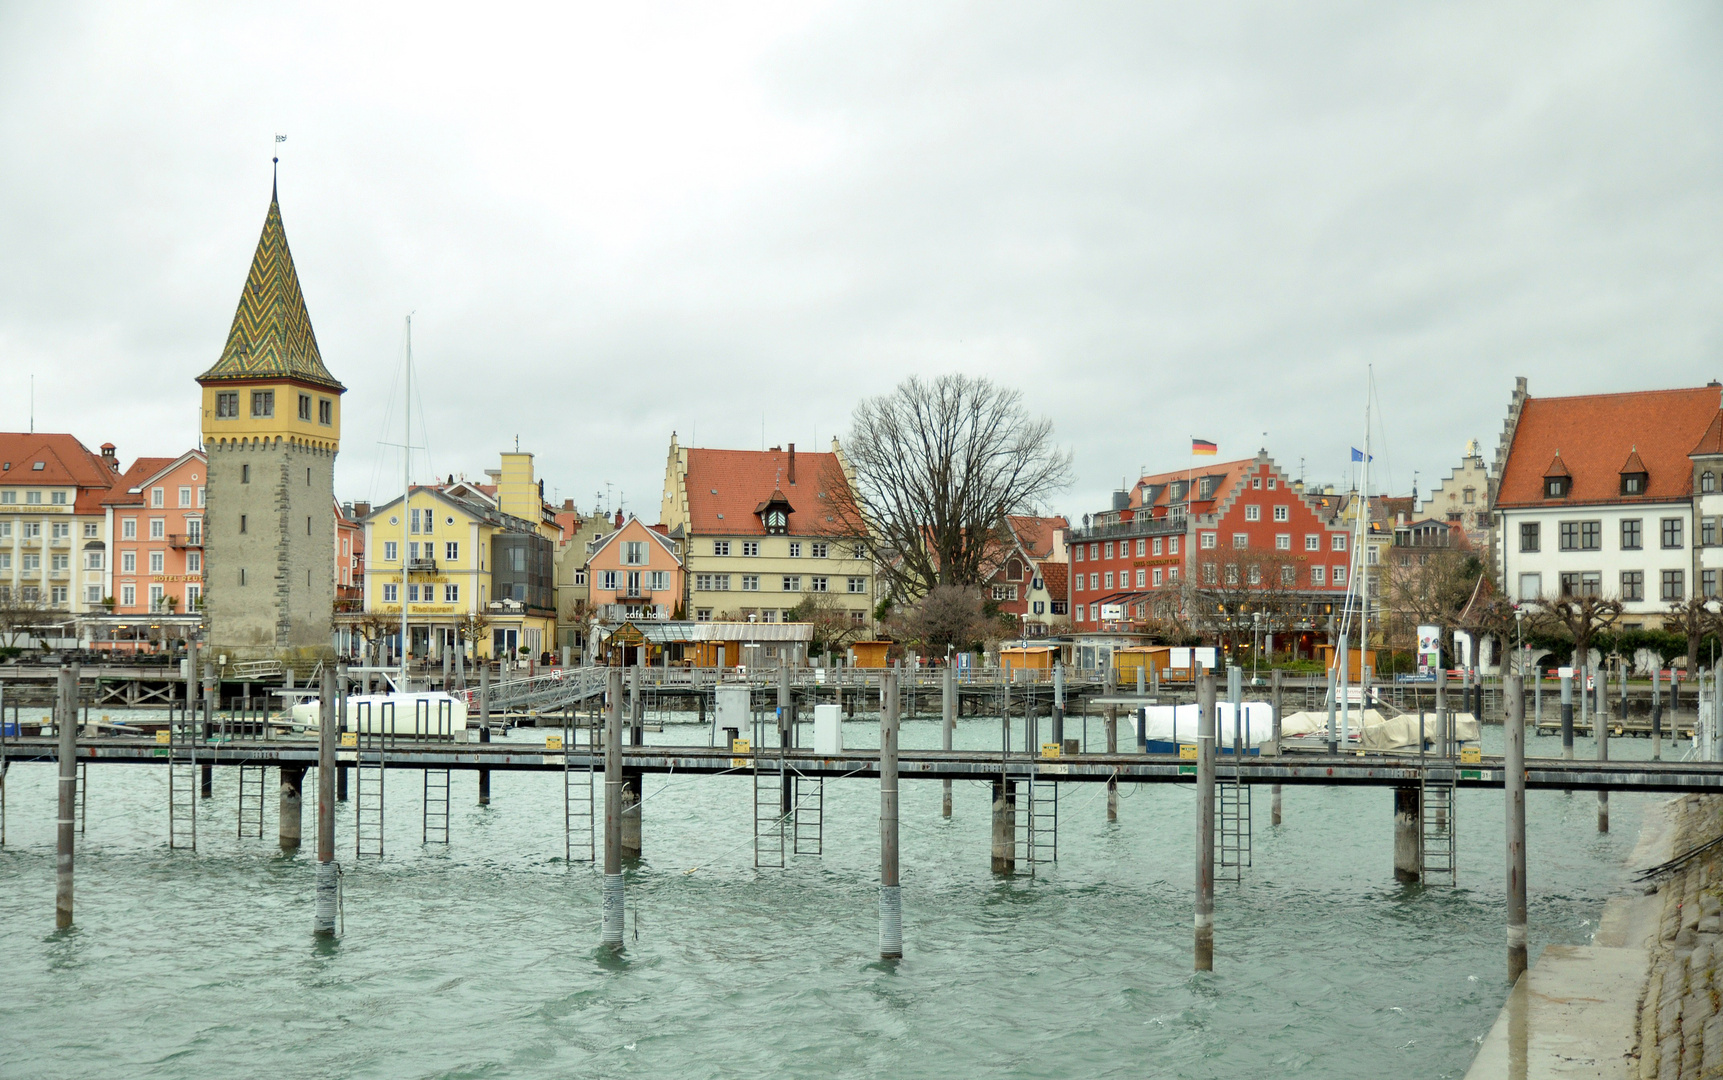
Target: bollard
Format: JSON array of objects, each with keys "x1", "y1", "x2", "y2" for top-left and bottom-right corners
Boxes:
[
  {"x1": 941, "y1": 665, "x2": 954, "y2": 819},
  {"x1": 55, "y1": 665, "x2": 77, "y2": 930},
  {"x1": 1505, "y1": 673, "x2": 1527, "y2": 984},
  {"x1": 601, "y1": 668, "x2": 625, "y2": 950},
  {"x1": 1393, "y1": 785, "x2": 1420, "y2": 884},
  {"x1": 1195, "y1": 670, "x2": 1216, "y2": 971},
  {"x1": 280, "y1": 765, "x2": 305, "y2": 851},
  {"x1": 1560, "y1": 668, "x2": 1574, "y2": 760},
  {"x1": 478, "y1": 662, "x2": 492, "y2": 805},
  {"x1": 1105, "y1": 704, "x2": 1118, "y2": 822},
  {"x1": 1270, "y1": 669, "x2": 1283, "y2": 826},
  {"x1": 315, "y1": 668, "x2": 338, "y2": 936},
  {"x1": 879, "y1": 671, "x2": 902, "y2": 960}
]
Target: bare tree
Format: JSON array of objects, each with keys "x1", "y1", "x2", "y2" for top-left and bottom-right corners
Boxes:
[
  {"x1": 786, "y1": 591, "x2": 868, "y2": 655},
  {"x1": 880, "y1": 584, "x2": 1002, "y2": 654},
  {"x1": 0, "y1": 592, "x2": 48, "y2": 650},
  {"x1": 834, "y1": 374, "x2": 1073, "y2": 600},
  {"x1": 1530, "y1": 593, "x2": 1624, "y2": 669},
  {"x1": 1194, "y1": 548, "x2": 1302, "y2": 661},
  {"x1": 1383, "y1": 546, "x2": 1479, "y2": 659},
  {"x1": 1662, "y1": 597, "x2": 1723, "y2": 674},
  {"x1": 454, "y1": 611, "x2": 493, "y2": 659}
]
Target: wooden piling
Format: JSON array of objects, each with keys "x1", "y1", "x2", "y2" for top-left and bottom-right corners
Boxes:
[
  {"x1": 622, "y1": 664, "x2": 643, "y2": 859},
  {"x1": 478, "y1": 663, "x2": 491, "y2": 806},
  {"x1": 601, "y1": 668, "x2": 625, "y2": 951},
  {"x1": 1393, "y1": 785, "x2": 1420, "y2": 883},
  {"x1": 778, "y1": 659, "x2": 793, "y2": 816},
  {"x1": 941, "y1": 664, "x2": 954, "y2": 819},
  {"x1": 315, "y1": 668, "x2": 337, "y2": 936},
  {"x1": 1560, "y1": 669, "x2": 1574, "y2": 760},
  {"x1": 1505, "y1": 673, "x2": 1527, "y2": 984},
  {"x1": 990, "y1": 778, "x2": 1015, "y2": 875},
  {"x1": 1652, "y1": 668, "x2": 1663, "y2": 760},
  {"x1": 1435, "y1": 667, "x2": 1447, "y2": 757},
  {"x1": 335, "y1": 672, "x2": 348, "y2": 802},
  {"x1": 1195, "y1": 670, "x2": 1215, "y2": 971},
  {"x1": 1104, "y1": 704, "x2": 1118, "y2": 822},
  {"x1": 1597, "y1": 674, "x2": 1609, "y2": 833},
  {"x1": 1052, "y1": 662, "x2": 1066, "y2": 745},
  {"x1": 55, "y1": 665, "x2": 76, "y2": 930},
  {"x1": 1270, "y1": 669, "x2": 1283, "y2": 826},
  {"x1": 879, "y1": 671, "x2": 903, "y2": 960}
]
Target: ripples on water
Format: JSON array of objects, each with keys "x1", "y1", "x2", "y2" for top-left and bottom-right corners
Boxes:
[{"x1": 0, "y1": 711, "x2": 1656, "y2": 1079}]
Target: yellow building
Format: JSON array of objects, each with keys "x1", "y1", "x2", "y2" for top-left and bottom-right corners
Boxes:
[{"x1": 361, "y1": 451, "x2": 559, "y2": 663}]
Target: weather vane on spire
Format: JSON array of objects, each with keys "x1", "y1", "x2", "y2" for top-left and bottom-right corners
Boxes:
[{"x1": 274, "y1": 133, "x2": 285, "y2": 168}]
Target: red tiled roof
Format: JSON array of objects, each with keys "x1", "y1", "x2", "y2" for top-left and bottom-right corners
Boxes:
[
  {"x1": 101, "y1": 458, "x2": 179, "y2": 506},
  {"x1": 1127, "y1": 458, "x2": 1256, "y2": 518},
  {"x1": 0, "y1": 432, "x2": 122, "y2": 514},
  {"x1": 1007, "y1": 514, "x2": 1068, "y2": 558},
  {"x1": 683, "y1": 446, "x2": 854, "y2": 536},
  {"x1": 1496, "y1": 387, "x2": 1722, "y2": 508},
  {"x1": 1692, "y1": 411, "x2": 1723, "y2": 456},
  {"x1": 1036, "y1": 561, "x2": 1067, "y2": 602}
]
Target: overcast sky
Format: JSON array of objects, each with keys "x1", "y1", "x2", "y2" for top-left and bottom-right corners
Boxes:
[{"x1": 2, "y1": 3, "x2": 1720, "y2": 522}]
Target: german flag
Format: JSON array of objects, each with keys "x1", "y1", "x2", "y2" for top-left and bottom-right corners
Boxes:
[{"x1": 1191, "y1": 438, "x2": 1218, "y2": 456}]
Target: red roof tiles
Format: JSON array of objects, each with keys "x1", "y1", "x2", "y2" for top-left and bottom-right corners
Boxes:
[
  {"x1": 0, "y1": 432, "x2": 121, "y2": 514},
  {"x1": 1036, "y1": 561, "x2": 1068, "y2": 602},
  {"x1": 683, "y1": 446, "x2": 854, "y2": 536},
  {"x1": 1496, "y1": 387, "x2": 1722, "y2": 508}
]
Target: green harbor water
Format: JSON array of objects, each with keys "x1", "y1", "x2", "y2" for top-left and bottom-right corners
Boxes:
[{"x1": 0, "y1": 709, "x2": 1663, "y2": 1079}]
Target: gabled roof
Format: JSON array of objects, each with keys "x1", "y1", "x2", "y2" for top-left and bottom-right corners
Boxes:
[
  {"x1": 1007, "y1": 514, "x2": 1068, "y2": 559},
  {"x1": 0, "y1": 432, "x2": 121, "y2": 514},
  {"x1": 1543, "y1": 453, "x2": 1570, "y2": 478},
  {"x1": 1496, "y1": 386, "x2": 1722, "y2": 508},
  {"x1": 1619, "y1": 449, "x2": 1648, "y2": 475},
  {"x1": 101, "y1": 457, "x2": 180, "y2": 507},
  {"x1": 1036, "y1": 561, "x2": 1068, "y2": 602},
  {"x1": 586, "y1": 514, "x2": 684, "y2": 563},
  {"x1": 682, "y1": 446, "x2": 854, "y2": 537},
  {"x1": 1692, "y1": 411, "x2": 1723, "y2": 457},
  {"x1": 197, "y1": 179, "x2": 344, "y2": 392},
  {"x1": 1125, "y1": 458, "x2": 1256, "y2": 519}
]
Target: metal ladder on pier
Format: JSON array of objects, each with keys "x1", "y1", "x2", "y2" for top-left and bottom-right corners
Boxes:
[
  {"x1": 1216, "y1": 777, "x2": 1252, "y2": 880},
  {"x1": 423, "y1": 769, "x2": 450, "y2": 843},
  {"x1": 1420, "y1": 765, "x2": 1457, "y2": 884},
  {"x1": 75, "y1": 761, "x2": 87, "y2": 835},
  {"x1": 355, "y1": 700, "x2": 389, "y2": 858},
  {"x1": 792, "y1": 772, "x2": 823, "y2": 856},
  {"x1": 1012, "y1": 769, "x2": 1058, "y2": 872},
  {"x1": 168, "y1": 700, "x2": 198, "y2": 850},
  {"x1": 564, "y1": 715, "x2": 596, "y2": 864},
  {"x1": 237, "y1": 764, "x2": 266, "y2": 839},
  {"x1": 753, "y1": 746, "x2": 787, "y2": 870}
]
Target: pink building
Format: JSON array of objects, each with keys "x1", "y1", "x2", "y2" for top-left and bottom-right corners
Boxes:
[{"x1": 99, "y1": 450, "x2": 206, "y2": 648}]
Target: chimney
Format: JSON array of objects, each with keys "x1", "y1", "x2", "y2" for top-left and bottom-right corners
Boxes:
[
  {"x1": 353, "y1": 501, "x2": 371, "y2": 518},
  {"x1": 1112, "y1": 489, "x2": 1129, "y2": 511},
  {"x1": 563, "y1": 498, "x2": 575, "y2": 511},
  {"x1": 614, "y1": 509, "x2": 623, "y2": 528},
  {"x1": 787, "y1": 443, "x2": 796, "y2": 484},
  {"x1": 101, "y1": 443, "x2": 117, "y2": 471}
]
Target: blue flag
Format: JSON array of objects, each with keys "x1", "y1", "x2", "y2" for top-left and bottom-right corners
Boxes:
[{"x1": 1350, "y1": 447, "x2": 1373, "y2": 462}]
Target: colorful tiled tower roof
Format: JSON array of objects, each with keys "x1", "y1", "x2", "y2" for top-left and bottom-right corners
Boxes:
[{"x1": 197, "y1": 176, "x2": 344, "y2": 392}]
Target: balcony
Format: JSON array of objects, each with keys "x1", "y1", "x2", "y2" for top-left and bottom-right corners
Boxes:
[
  {"x1": 49, "y1": 535, "x2": 70, "y2": 547},
  {"x1": 623, "y1": 588, "x2": 655, "y2": 601},
  {"x1": 1067, "y1": 514, "x2": 1186, "y2": 543},
  {"x1": 407, "y1": 557, "x2": 438, "y2": 573},
  {"x1": 168, "y1": 533, "x2": 203, "y2": 549}
]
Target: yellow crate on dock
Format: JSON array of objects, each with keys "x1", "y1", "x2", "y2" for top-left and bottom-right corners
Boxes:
[
  {"x1": 1460, "y1": 747, "x2": 1481, "y2": 764},
  {"x1": 545, "y1": 735, "x2": 563, "y2": 751},
  {"x1": 340, "y1": 732, "x2": 357, "y2": 747},
  {"x1": 155, "y1": 730, "x2": 170, "y2": 744},
  {"x1": 1178, "y1": 744, "x2": 1198, "y2": 760},
  {"x1": 1041, "y1": 742, "x2": 1061, "y2": 759},
  {"x1": 731, "y1": 737, "x2": 751, "y2": 768}
]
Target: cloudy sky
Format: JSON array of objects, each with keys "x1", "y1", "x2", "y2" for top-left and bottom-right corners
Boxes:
[{"x1": 2, "y1": 3, "x2": 1720, "y2": 521}]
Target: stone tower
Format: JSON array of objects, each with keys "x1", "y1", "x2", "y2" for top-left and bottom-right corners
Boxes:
[{"x1": 196, "y1": 173, "x2": 345, "y2": 662}]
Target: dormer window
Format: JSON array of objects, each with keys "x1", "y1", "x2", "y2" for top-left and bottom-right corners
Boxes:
[
  {"x1": 1543, "y1": 452, "x2": 1571, "y2": 499},
  {"x1": 1618, "y1": 448, "x2": 1649, "y2": 497},
  {"x1": 755, "y1": 488, "x2": 794, "y2": 535},
  {"x1": 763, "y1": 509, "x2": 787, "y2": 534}
]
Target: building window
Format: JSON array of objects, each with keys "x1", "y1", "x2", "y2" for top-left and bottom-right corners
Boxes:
[
  {"x1": 646, "y1": 570, "x2": 668, "y2": 591},
  {"x1": 1275, "y1": 533, "x2": 1291, "y2": 550},
  {"x1": 24, "y1": 490, "x2": 40, "y2": 505},
  {"x1": 83, "y1": 550, "x2": 102, "y2": 570},
  {"x1": 382, "y1": 583, "x2": 397, "y2": 603},
  {"x1": 1622, "y1": 472, "x2": 1646, "y2": 495},
  {"x1": 84, "y1": 585, "x2": 101, "y2": 604},
  {"x1": 445, "y1": 584, "x2": 460, "y2": 603},
  {"x1": 1273, "y1": 505, "x2": 1289, "y2": 522},
  {"x1": 713, "y1": 541, "x2": 730, "y2": 556},
  {"x1": 148, "y1": 551, "x2": 163, "y2": 574},
  {"x1": 1104, "y1": 572, "x2": 1114, "y2": 589},
  {"x1": 1232, "y1": 534, "x2": 1248, "y2": 550},
  {"x1": 1545, "y1": 476, "x2": 1569, "y2": 498},
  {"x1": 1169, "y1": 537, "x2": 1179, "y2": 555},
  {"x1": 1704, "y1": 471, "x2": 1719, "y2": 494},
  {"x1": 1333, "y1": 566, "x2": 1347, "y2": 586},
  {"x1": 847, "y1": 577, "x2": 866, "y2": 593},
  {"x1": 811, "y1": 576, "x2": 828, "y2": 592},
  {"x1": 601, "y1": 570, "x2": 618, "y2": 591},
  {"x1": 1463, "y1": 487, "x2": 1477, "y2": 505},
  {"x1": 1705, "y1": 570, "x2": 1719, "y2": 598},
  {"x1": 623, "y1": 541, "x2": 647, "y2": 565},
  {"x1": 743, "y1": 541, "x2": 759, "y2": 557},
  {"x1": 1224, "y1": 565, "x2": 1239, "y2": 585},
  {"x1": 239, "y1": 514, "x2": 247, "y2": 534},
  {"x1": 1621, "y1": 519, "x2": 1642, "y2": 551},
  {"x1": 51, "y1": 521, "x2": 68, "y2": 539},
  {"x1": 1663, "y1": 569, "x2": 1686, "y2": 601},
  {"x1": 216, "y1": 392, "x2": 239, "y2": 418},
  {"x1": 1517, "y1": 572, "x2": 1541, "y2": 602},
  {"x1": 1332, "y1": 535, "x2": 1348, "y2": 551},
  {"x1": 992, "y1": 585, "x2": 1010, "y2": 601},
  {"x1": 1150, "y1": 538, "x2": 1161, "y2": 556},
  {"x1": 319, "y1": 399, "x2": 333, "y2": 425},
  {"x1": 50, "y1": 552, "x2": 68, "y2": 571},
  {"x1": 742, "y1": 575, "x2": 760, "y2": 591},
  {"x1": 696, "y1": 608, "x2": 712, "y2": 622},
  {"x1": 785, "y1": 541, "x2": 802, "y2": 558},
  {"x1": 1074, "y1": 546, "x2": 1084, "y2": 562},
  {"x1": 382, "y1": 541, "x2": 397, "y2": 562},
  {"x1": 150, "y1": 487, "x2": 163, "y2": 508},
  {"x1": 251, "y1": 390, "x2": 274, "y2": 418},
  {"x1": 298, "y1": 393, "x2": 312, "y2": 421},
  {"x1": 1621, "y1": 571, "x2": 1645, "y2": 601},
  {"x1": 1705, "y1": 520, "x2": 1717, "y2": 548},
  {"x1": 573, "y1": 570, "x2": 586, "y2": 586},
  {"x1": 1559, "y1": 521, "x2": 1602, "y2": 551},
  {"x1": 1519, "y1": 522, "x2": 1539, "y2": 552},
  {"x1": 121, "y1": 551, "x2": 135, "y2": 574},
  {"x1": 82, "y1": 522, "x2": 98, "y2": 538},
  {"x1": 121, "y1": 584, "x2": 135, "y2": 606},
  {"x1": 445, "y1": 541, "x2": 459, "y2": 561},
  {"x1": 1305, "y1": 535, "x2": 1320, "y2": 551},
  {"x1": 1663, "y1": 518, "x2": 1684, "y2": 549},
  {"x1": 186, "y1": 551, "x2": 200, "y2": 574},
  {"x1": 198, "y1": 487, "x2": 205, "y2": 507},
  {"x1": 1152, "y1": 568, "x2": 1163, "y2": 587},
  {"x1": 811, "y1": 542, "x2": 829, "y2": 558},
  {"x1": 1090, "y1": 573, "x2": 1099, "y2": 590},
  {"x1": 1202, "y1": 563, "x2": 1217, "y2": 584},
  {"x1": 782, "y1": 575, "x2": 802, "y2": 592},
  {"x1": 240, "y1": 464, "x2": 250, "y2": 484},
  {"x1": 1200, "y1": 532, "x2": 1216, "y2": 550},
  {"x1": 150, "y1": 519, "x2": 165, "y2": 540},
  {"x1": 239, "y1": 568, "x2": 248, "y2": 586},
  {"x1": 1244, "y1": 505, "x2": 1260, "y2": 522},
  {"x1": 185, "y1": 585, "x2": 200, "y2": 608}
]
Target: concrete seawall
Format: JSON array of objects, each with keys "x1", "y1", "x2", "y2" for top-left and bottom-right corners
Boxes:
[{"x1": 1465, "y1": 796, "x2": 1723, "y2": 1079}]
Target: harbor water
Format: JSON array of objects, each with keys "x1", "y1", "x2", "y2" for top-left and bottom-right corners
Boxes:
[{"x1": 0, "y1": 707, "x2": 1665, "y2": 1078}]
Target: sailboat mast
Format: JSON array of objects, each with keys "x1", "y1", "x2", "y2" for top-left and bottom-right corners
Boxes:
[
  {"x1": 401, "y1": 315, "x2": 412, "y2": 690},
  {"x1": 1360, "y1": 372, "x2": 1372, "y2": 712}
]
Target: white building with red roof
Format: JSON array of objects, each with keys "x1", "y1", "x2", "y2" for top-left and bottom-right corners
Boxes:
[
  {"x1": 0, "y1": 432, "x2": 124, "y2": 639},
  {"x1": 982, "y1": 514, "x2": 1069, "y2": 638},
  {"x1": 659, "y1": 435, "x2": 874, "y2": 633},
  {"x1": 1491, "y1": 377, "x2": 1723, "y2": 628}
]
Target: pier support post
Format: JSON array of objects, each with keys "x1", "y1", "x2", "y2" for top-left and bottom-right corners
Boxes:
[
  {"x1": 990, "y1": 778, "x2": 1014, "y2": 875},
  {"x1": 779, "y1": 658, "x2": 793, "y2": 816},
  {"x1": 1560, "y1": 668, "x2": 1574, "y2": 761},
  {"x1": 879, "y1": 671, "x2": 902, "y2": 960},
  {"x1": 1435, "y1": 667, "x2": 1447, "y2": 757},
  {"x1": 1195, "y1": 670, "x2": 1216, "y2": 971},
  {"x1": 941, "y1": 664, "x2": 954, "y2": 819},
  {"x1": 55, "y1": 665, "x2": 76, "y2": 930},
  {"x1": 315, "y1": 668, "x2": 338, "y2": 937},
  {"x1": 1506, "y1": 673, "x2": 1527, "y2": 984},
  {"x1": 279, "y1": 764, "x2": 304, "y2": 852},
  {"x1": 1105, "y1": 704, "x2": 1118, "y2": 822},
  {"x1": 1653, "y1": 668, "x2": 1663, "y2": 760},
  {"x1": 1597, "y1": 676, "x2": 1609, "y2": 833},
  {"x1": 478, "y1": 663, "x2": 491, "y2": 806},
  {"x1": 621, "y1": 666, "x2": 642, "y2": 859},
  {"x1": 1393, "y1": 786, "x2": 1420, "y2": 883},
  {"x1": 1052, "y1": 662, "x2": 1065, "y2": 745},
  {"x1": 335, "y1": 671, "x2": 348, "y2": 803},
  {"x1": 1270, "y1": 669, "x2": 1283, "y2": 826},
  {"x1": 602, "y1": 668, "x2": 625, "y2": 951}
]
